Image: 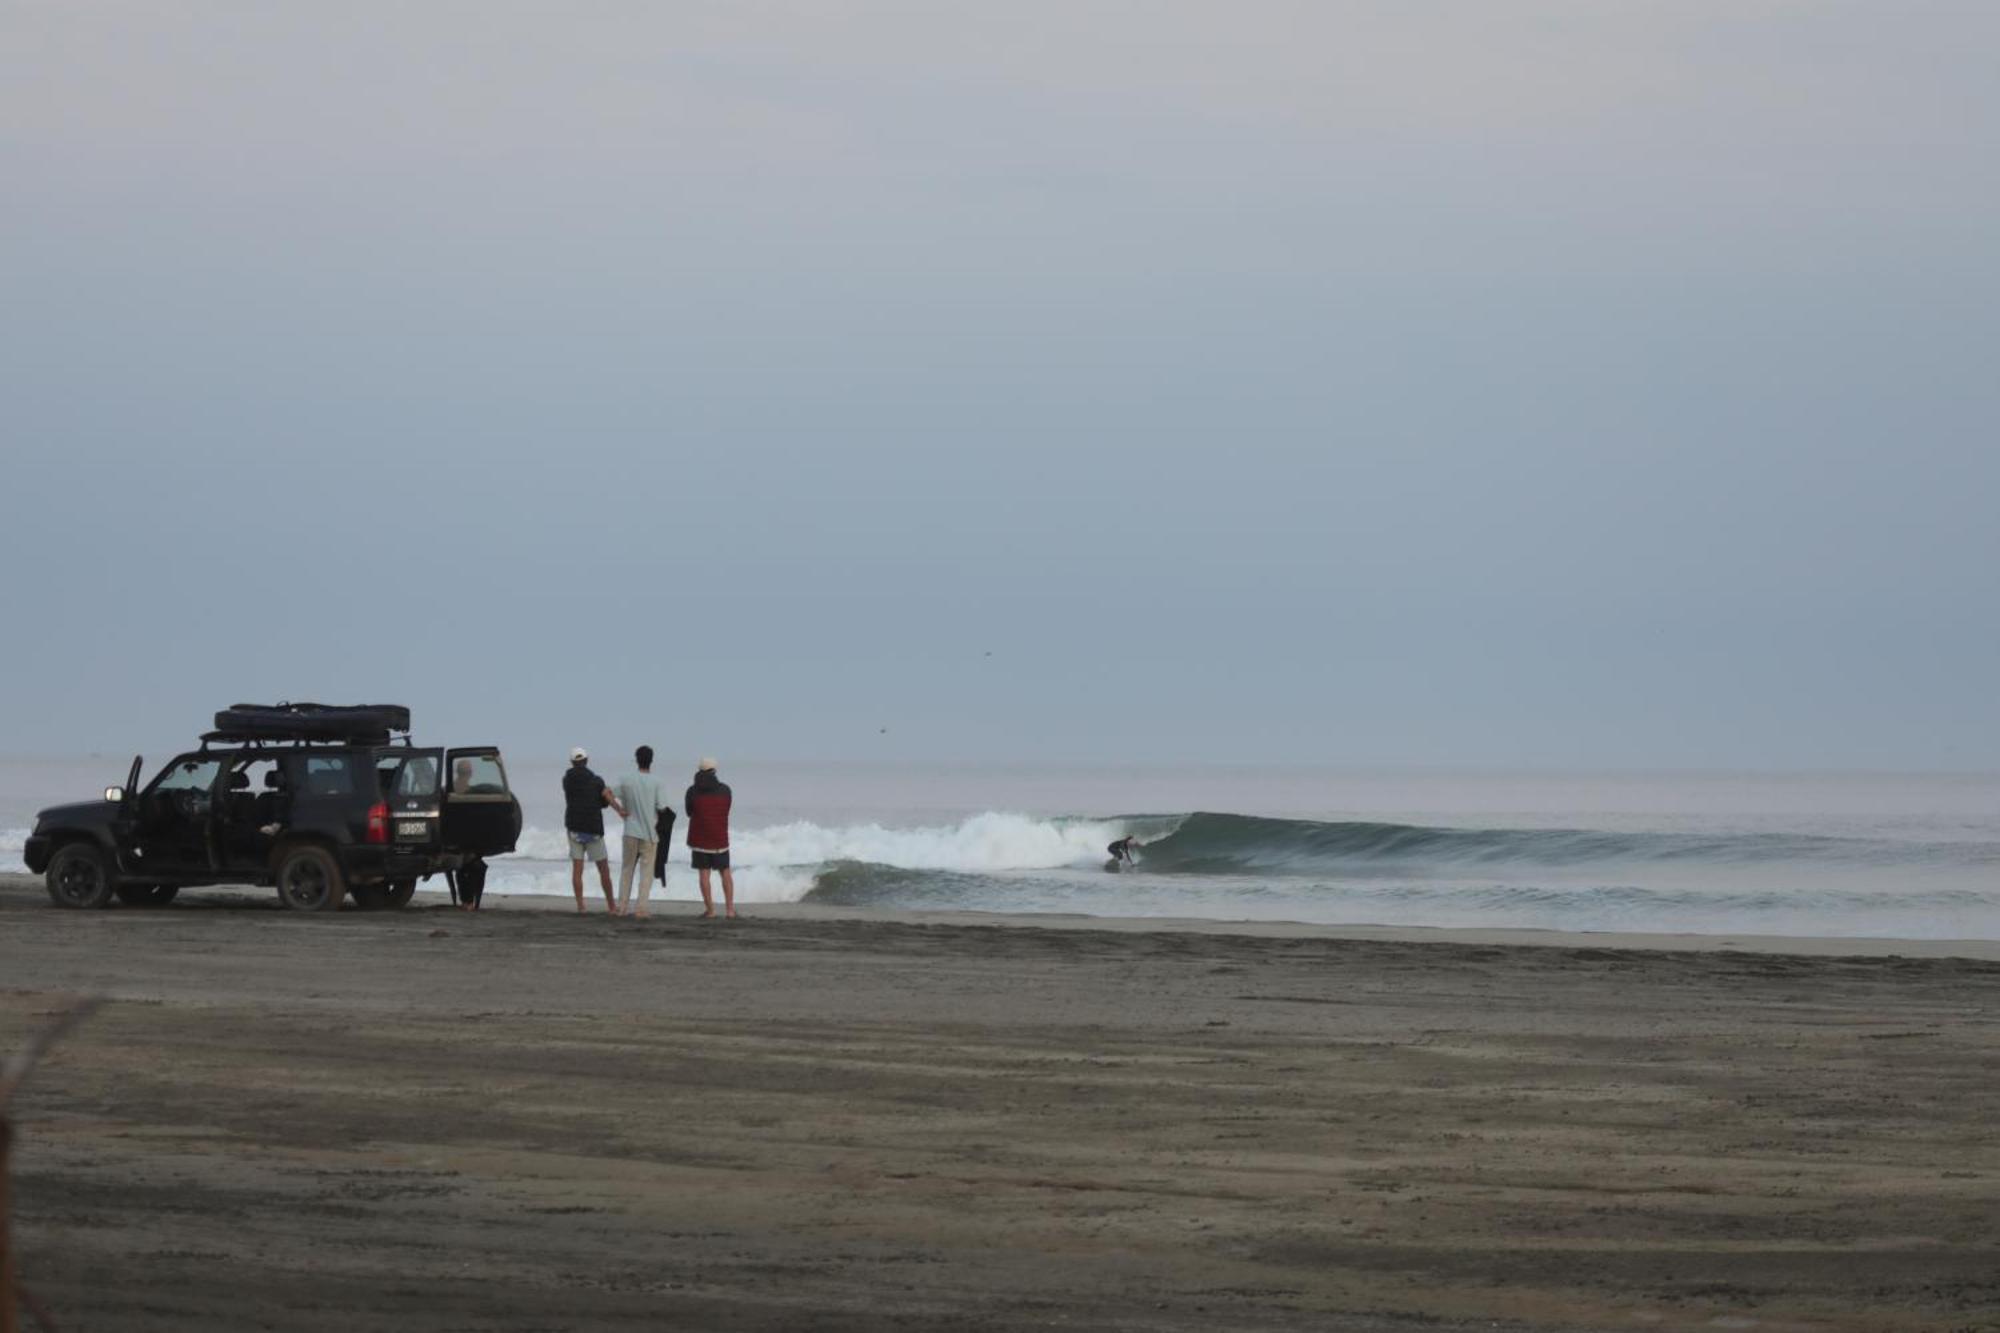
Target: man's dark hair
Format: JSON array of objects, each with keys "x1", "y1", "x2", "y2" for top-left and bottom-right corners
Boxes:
[{"x1": 636, "y1": 745, "x2": 654, "y2": 769}]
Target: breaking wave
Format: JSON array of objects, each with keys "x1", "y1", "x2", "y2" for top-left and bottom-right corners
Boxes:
[
  {"x1": 1125, "y1": 812, "x2": 2000, "y2": 875},
  {"x1": 404, "y1": 810, "x2": 2000, "y2": 933},
  {"x1": 789, "y1": 814, "x2": 2000, "y2": 937}
]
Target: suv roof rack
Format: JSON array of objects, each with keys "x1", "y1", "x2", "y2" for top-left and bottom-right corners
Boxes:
[
  {"x1": 199, "y1": 730, "x2": 400, "y2": 748},
  {"x1": 208, "y1": 703, "x2": 413, "y2": 746}
]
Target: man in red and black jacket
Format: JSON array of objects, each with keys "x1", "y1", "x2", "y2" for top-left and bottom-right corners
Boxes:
[{"x1": 685, "y1": 757, "x2": 735, "y2": 919}]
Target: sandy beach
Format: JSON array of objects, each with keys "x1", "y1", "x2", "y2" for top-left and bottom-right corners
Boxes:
[{"x1": 3, "y1": 873, "x2": 1997, "y2": 1331}]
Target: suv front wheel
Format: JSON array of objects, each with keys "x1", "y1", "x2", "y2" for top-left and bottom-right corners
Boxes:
[
  {"x1": 275, "y1": 845, "x2": 347, "y2": 912},
  {"x1": 46, "y1": 842, "x2": 117, "y2": 910}
]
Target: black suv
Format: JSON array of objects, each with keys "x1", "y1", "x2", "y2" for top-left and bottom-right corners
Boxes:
[{"x1": 22, "y1": 704, "x2": 522, "y2": 912}]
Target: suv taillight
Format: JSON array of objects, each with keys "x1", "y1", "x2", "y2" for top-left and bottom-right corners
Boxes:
[{"x1": 365, "y1": 801, "x2": 390, "y2": 845}]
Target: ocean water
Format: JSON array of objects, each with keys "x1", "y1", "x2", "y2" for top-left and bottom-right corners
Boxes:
[{"x1": 5, "y1": 758, "x2": 1999, "y2": 940}]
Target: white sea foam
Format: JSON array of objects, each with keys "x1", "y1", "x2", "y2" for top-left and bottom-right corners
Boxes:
[
  {"x1": 736, "y1": 812, "x2": 1120, "y2": 874},
  {"x1": 0, "y1": 827, "x2": 28, "y2": 873},
  {"x1": 488, "y1": 812, "x2": 1124, "y2": 903}
]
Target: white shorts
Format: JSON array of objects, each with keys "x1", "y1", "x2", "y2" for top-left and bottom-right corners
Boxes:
[{"x1": 566, "y1": 831, "x2": 609, "y2": 863}]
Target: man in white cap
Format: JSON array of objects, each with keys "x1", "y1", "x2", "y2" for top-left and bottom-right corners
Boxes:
[
  {"x1": 562, "y1": 747, "x2": 626, "y2": 914},
  {"x1": 684, "y1": 756, "x2": 735, "y2": 919}
]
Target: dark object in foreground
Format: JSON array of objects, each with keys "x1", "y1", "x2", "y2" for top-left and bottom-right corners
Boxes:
[
  {"x1": 2, "y1": 996, "x2": 102, "y2": 1333},
  {"x1": 23, "y1": 706, "x2": 522, "y2": 915}
]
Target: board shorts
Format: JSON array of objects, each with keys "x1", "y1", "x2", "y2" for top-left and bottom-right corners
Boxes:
[
  {"x1": 691, "y1": 849, "x2": 730, "y2": 871},
  {"x1": 567, "y1": 830, "x2": 609, "y2": 863}
]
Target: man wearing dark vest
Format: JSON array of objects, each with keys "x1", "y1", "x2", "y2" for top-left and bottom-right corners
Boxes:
[
  {"x1": 562, "y1": 747, "x2": 627, "y2": 914},
  {"x1": 684, "y1": 757, "x2": 735, "y2": 919}
]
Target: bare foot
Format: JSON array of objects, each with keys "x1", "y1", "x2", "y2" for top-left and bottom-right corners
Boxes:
[
  {"x1": 699, "y1": 910, "x2": 716, "y2": 919},
  {"x1": 631, "y1": 912, "x2": 650, "y2": 921}
]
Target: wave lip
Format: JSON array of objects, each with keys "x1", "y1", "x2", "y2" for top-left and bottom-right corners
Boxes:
[{"x1": 1128, "y1": 812, "x2": 2000, "y2": 876}]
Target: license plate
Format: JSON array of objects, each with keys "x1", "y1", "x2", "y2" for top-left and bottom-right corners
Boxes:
[{"x1": 396, "y1": 820, "x2": 429, "y2": 839}]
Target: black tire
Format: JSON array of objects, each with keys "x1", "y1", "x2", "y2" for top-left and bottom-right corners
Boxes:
[
  {"x1": 275, "y1": 844, "x2": 346, "y2": 912},
  {"x1": 46, "y1": 842, "x2": 117, "y2": 910},
  {"x1": 114, "y1": 884, "x2": 180, "y2": 907},
  {"x1": 381, "y1": 879, "x2": 417, "y2": 909}
]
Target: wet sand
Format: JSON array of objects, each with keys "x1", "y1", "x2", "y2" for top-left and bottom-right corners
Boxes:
[{"x1": 3, "y1": 874, "x2": 1997, "y2": 1331}]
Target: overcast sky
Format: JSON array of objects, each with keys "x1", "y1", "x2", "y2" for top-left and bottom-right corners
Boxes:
[{"x1": 3, "y1": 2, "x2": 1996, "y2": 770}]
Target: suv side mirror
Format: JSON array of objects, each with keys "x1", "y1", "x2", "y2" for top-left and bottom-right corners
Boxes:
[{"x1": 105, "y1": 786, "x2": 126, "y2": 803}]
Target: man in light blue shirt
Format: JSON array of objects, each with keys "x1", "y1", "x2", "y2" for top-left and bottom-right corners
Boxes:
[{"x1": 613, "y1": 746, "x2": 670, "y2": 919}]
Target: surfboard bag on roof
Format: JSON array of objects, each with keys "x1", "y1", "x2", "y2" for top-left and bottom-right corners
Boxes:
[{"x1": 213, "y1": 703, "x2": 412, "y2": 740}]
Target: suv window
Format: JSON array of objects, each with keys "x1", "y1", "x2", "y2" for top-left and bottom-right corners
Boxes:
[
  {"x1": 449, "y1": 754, "x2": 509, "y2": 797},
  {"x1": 394, "y1": 755, "x2": 440, "y2": 798},
  {"x1": 231, "y1": 756, "x2": 279, "y2": 792},
  {"x1": 295, "y1": 755, "x2": 359, "y2": 798}
]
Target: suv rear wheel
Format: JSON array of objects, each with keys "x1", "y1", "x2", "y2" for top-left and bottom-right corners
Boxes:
[
  {"x1": 114, "y1": 884, "x2": 180, "y2": 907},
  {"x1": 275, "y1": 845, "x2": 346, "y2": 912},
  {"x1": 46, "y1": 843, "x2": 117, "y2": 910}
]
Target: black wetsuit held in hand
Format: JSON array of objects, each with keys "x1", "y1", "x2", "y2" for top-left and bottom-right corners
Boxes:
[{"x1": 654, "y1": 806, "x2": 678, "y2": 884}]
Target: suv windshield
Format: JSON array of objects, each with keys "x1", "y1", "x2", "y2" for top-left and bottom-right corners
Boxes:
[{"x1": 153, "y1": 757, "x2": 221, "y2": 794}]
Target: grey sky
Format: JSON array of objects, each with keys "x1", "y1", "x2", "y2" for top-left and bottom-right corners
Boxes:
[{"x1": 4, "y1": 2, "x2": 1997, "y2": 769}]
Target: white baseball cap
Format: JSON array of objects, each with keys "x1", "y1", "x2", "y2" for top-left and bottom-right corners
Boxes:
[
  {"x1": 570, "y1": 746, "x2": 588, "y2": 763},
  {"x1": 698, "y1": 756, "x2": 717, "y2": 771}
]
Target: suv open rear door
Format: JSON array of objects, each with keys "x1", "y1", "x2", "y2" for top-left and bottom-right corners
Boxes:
[
  {"x1": 442, "y1": 747, "x2": 522, "y2": 858},
  {"x1": 380, "y1": 748, "x2": 446, "y2": 854}
]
